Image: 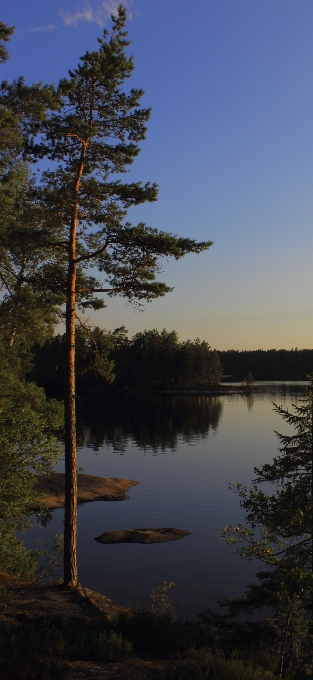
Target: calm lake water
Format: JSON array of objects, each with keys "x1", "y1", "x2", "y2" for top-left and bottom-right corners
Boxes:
[{"x1": 25, "y1": 384, "x2": 305, "y2": 620}]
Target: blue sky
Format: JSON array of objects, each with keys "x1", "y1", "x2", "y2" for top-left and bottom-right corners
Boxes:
[{"x1": 2, "y1": 0, "x2": 313, "y2": 349}]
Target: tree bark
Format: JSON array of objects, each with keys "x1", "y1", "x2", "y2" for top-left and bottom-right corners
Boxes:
[
  {"x1": 279, "y1": 603, "x2": 294, "y2": 679},
  {"x1": 63, "y1": 142, "x2": 87, "y2": 586},
  {"x1": 64, "y1": 216, "x2": 78, "y2": 586}
]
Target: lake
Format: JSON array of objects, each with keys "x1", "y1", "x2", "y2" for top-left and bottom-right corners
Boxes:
[{"x1": 25, "y1": 384, "x2": 305, "y2": 620}]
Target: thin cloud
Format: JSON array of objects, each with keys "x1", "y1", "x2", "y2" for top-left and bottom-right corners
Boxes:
[
  {"x1": 27, "y1": 24, "x2": 57, "y2": 33},
  {"x1": 61, "y1": 1, "x2": 128, "y2": 28}
]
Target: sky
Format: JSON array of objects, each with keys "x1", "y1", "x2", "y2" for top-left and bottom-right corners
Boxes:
[{"x1": 1, "y1": 0, "x2": 313, "y2": 350}]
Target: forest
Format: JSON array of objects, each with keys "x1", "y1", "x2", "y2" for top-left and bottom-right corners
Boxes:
[
  {"x1": 31, "y1": 331, "x2": 313, "y2": 393},
  {"x1": 30, "y1": 327, "x2": 223, "y2": 392},
  {"x1": 219, "y1": 348, "x2": 313, "y2": 381}
]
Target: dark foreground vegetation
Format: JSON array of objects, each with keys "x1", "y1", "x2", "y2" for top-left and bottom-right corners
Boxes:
[{"x1": 0, "y1": 604, "x2": 312, "y2": 679}]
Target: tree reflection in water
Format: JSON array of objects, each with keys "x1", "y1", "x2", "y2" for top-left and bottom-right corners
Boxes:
[{"x1": 76, "y1": 395, "x2": 223, "y2": 454}]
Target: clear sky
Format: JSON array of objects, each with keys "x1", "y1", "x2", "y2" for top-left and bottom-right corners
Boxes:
[{"x1": 2, "y1": 0, "x2": 313, "y2": 350}]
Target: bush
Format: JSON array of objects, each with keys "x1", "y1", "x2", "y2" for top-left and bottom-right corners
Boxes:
[
  {"x1": 63, "y1": 616, "x2": 132, "y2": 661},
  {"x1": 115, "y1": 608, "x2": 199, "y2": 658},
  {"x1": 0, "y1": 614, "x2": 132, "y2": 678},
  {"x1": 166, "y1": 647, "x2": 275, "y2": 680},
  {"x1": 0, "y1": 616, "x2": 70, "y2": 680}
]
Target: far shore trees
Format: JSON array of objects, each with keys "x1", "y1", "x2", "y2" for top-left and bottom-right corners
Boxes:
[
  {"x1": 4, "y1": 6, "x2": 211, "y2": 586},
  {"x1": 31, "y1": 327, "x2": 223, "y2": 391}
]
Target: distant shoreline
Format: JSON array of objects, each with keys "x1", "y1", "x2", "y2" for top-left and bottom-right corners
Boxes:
[{"x1": 75, "y1": 382, "x2": 307, "y2": 396}]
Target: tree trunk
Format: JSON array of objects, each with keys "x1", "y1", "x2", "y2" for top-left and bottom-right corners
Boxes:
[
  {"x1": 64, "y1": 219, "x2": 78, "y2": 586},
  {"x1": 279, "y1": 602, "x2": 294, "y2": 679},
  {"x1": 63, "y1": 138, "x2": 87, "y2": 586}
]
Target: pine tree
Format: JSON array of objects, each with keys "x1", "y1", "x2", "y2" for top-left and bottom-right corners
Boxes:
[
  {"x1": 0, "y1": 23, "x2": 14, "y2": 64},
  {"x1": 0, "y1": 24, "x2": 66, "y2": 578},
  {"x1": 223, "y1": 381, "x2": 313, "y2": 675},
  {"x1": 0, "y1": 24, "x2": 63, "y2": 350},
  {"x1": 29, "y1": 5, "x2": 212, "y2": 585}
]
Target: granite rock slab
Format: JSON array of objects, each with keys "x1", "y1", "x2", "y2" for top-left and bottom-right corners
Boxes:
[
  {"x1": 94, "y1": 527, "x2": 191, "y2": 544},
  {"x1": 33, "y1": 473, "x2": 139, "y2": 509}
]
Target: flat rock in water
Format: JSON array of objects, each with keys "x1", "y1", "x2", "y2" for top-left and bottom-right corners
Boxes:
[
  {"x1": 94, "y1": 527, "x2": 191, "y2": 544},
  {"x1": 33, "y1": 473, "x2": 139, "y2": 509}
]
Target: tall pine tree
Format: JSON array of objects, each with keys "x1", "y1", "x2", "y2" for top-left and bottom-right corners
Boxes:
[{"x1": 33, "y1": 6, "x2": 212, "y2": 585}]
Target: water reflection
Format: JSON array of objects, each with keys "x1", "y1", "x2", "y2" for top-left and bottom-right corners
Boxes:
[
  {"x1": 76, "y1": 394, "x2": 223, "y2": 453},
  {"x1": 244, "y1": 392, "x2": 255, "y2": 410}
]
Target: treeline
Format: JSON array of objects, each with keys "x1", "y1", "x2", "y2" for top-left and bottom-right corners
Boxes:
[
  {"x1": 30, "y1": 327, "x2": 223, "y2": 391},
  {"x1": 31, "y1": 332, "x2": 313, "y2": 391},
  {"x1": 219, "y1": 348, "x2": 313, "y2": 381}
]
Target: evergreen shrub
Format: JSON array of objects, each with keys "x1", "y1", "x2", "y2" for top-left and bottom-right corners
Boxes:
[
  {"x1": 0, "y1": 614, "x2": 132, "y2": 678},
  {"x1": 166, "y1": 647, "x2": 275, "y2": 680},
  {"x1": 115, "y1": 608, "x2": 199, "y2": 657}
]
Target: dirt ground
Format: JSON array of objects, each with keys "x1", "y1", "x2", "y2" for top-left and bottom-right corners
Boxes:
[
  {"x1": 69, "y1": 658, "x2": 167, "y2": 680},
  {"x1": 0, "y1": 573, "x2": 167, "y2": 679}
]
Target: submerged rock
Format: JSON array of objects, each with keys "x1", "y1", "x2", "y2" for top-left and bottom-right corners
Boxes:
[
  {"x1": 94, "y1": 527, "x2": 191, "y2": 544},
  {"x1": 33, "y1": 473, "x2": 139, "y2": 509}
]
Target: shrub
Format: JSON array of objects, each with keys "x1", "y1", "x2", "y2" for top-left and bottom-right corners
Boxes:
[
  {"x1": 63, "y1": 617, "x2": 132, "y2": 661},
  {"x1": 0, "y1": 616, "x2": 70, "y2": 680},
  {"x1": 115, "y1": 608, "x2": 199, "y2": 658},
  {"x1": 166, "y1": 647, "x2": 275, "y2": 680},
  {"x1": 0, "y1": 614, "x2": 133, "y2": 678}
]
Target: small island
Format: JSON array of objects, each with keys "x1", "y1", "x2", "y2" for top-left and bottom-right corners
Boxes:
[
  {"x1": 94, "y1": 527, "x2": 191, "y2": 544},
  {"x1": 33, "y1": 473, "x2": 139, "y2": 509}
]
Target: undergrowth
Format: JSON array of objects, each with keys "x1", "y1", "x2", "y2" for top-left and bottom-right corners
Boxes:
[{"x1": 0, "y1": 614, "x2": 132, "y2": 680}]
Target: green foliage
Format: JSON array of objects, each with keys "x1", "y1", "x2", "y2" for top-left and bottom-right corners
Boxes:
[
  {"x1": 119, "y1": 330, "x2": 223, "y2": 389},
  {"x1": 150, "y1": 581, "x2": 175, "y2": 618},
  {"x1": 222, "y1": 379, "x2": 313, "y2": 676},
  {"x1": 166, "y1": 647, "x2": 275, "y2": 680},
  {"x1": 35, "y1": 534, "x2": 64, "y2": 581},
  {"x1": 0, "y1": 337, "x2": 64, "y2": 577},
  {"x1": 31, "y1": 327, "x2": 223, "y2": 392},
  {"x1": 60, "y1": 615, "x2": 132, "y2": 661},
  {"x1": 0, "y1": 23, "x2": 14, "y2": 64},
  {"x1": 0, "y1": 24, "x2": 63, "y2": 352},
  {"x1": 0, "y1": 617, "x2": 70, "y2": 680},
  {"x1": 0, "y1": 614, "x2": 132, "y2": 679},
  {"x1": 0, "y1": 168, "x2": 64, "y2": 350},
  {"x1": 26, "y1": 6, "x2": 211, "y2": 312},
  {"x1": 31, "y1": 326, "x2": 116, "y2": 391},
  {"x1": 115, "y1": 607, "x2": 198, "y2": 658}
]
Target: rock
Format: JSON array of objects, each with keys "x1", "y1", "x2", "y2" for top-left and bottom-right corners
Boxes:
[
  {"x1": 94, "y1": 527, "x2": 191, "y2": 544},
  {"x1": 33, "y1": 472, "x2": 139, "y2": 509}
]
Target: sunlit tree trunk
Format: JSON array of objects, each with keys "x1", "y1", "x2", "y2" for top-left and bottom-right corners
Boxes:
[{"x1": 64, "y1": 212, "x2": 78, "y2": 586}]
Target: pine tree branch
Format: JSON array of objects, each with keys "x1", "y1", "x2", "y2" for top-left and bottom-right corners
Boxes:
[
  {"x1": 75, "y1": 284, "x2": 131, "y2": 294},
  {"x1": 74, "y1": 238, "x2": 109, "y2": 264}
]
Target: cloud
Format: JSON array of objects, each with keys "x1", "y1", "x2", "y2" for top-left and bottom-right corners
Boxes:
[
  {"x1": 27, "y1": 24, "x2": 57, "y2": 33},
  {"x1": 61, "y1": 1, "x2": 128, "y2": 28}
]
